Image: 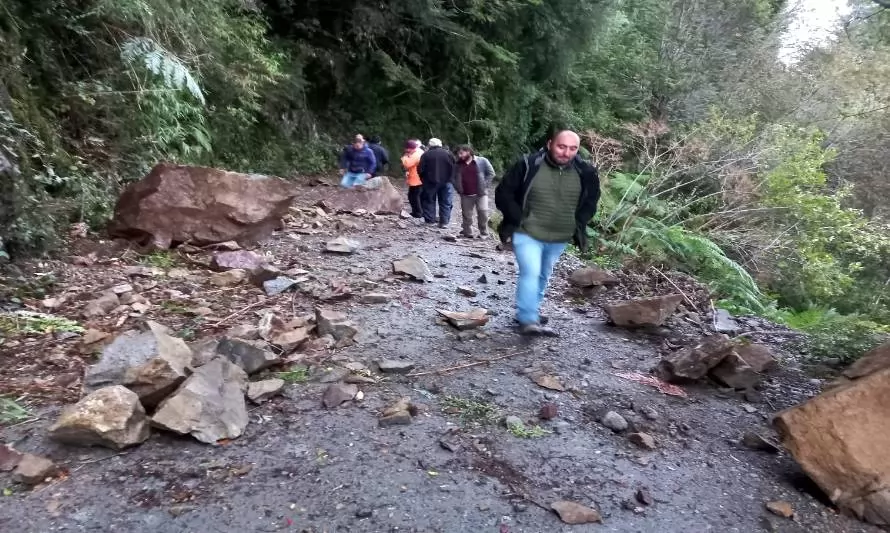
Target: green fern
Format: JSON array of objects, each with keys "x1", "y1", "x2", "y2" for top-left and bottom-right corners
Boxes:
[{"x1": 121, "y1": 37, "x2": 205, "y2": 104}]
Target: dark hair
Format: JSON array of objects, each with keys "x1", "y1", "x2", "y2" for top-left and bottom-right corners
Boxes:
[
  {"x1": 548, "y1": 123, "x2": 577, "y2": 141},
  {"x1": 369, "y1": 135, "x2": 381, "y2": 144},
  {"x1": 455, "y1": 144, "x2": 473, "y2": 155}
]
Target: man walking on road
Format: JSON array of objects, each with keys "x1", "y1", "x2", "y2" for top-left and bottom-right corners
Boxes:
[
  {"x1": 418, "y1": 138, "x2": 456, "y2": 227},
  {"x1": 401, "y1": 139, "x2": 424, "y2": 218},
  {"x1": 494, "y1": 129, "x2": 600, "y2": 336},
  {"x1": 367, "y1": 136, "x2": 390, "y2": 177},
  {"x1": 338, "y1": 134, "x2": 377, "y2": 188},
  {"x1": 453, "y1": 145, "x2": 495, "y2": 238}
]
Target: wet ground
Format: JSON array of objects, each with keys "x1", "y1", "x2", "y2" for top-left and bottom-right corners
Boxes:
[{"x1": 0, "y1": 180, "x2": 880, "y2": 532}]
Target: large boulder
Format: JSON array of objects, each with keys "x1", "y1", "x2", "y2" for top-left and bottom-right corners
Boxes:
[
  {"x1": 84, "y1": 322, "x2": 193, "y2": 408},
  {"x1": 320, "y1": 176, "x2": 403, "y2": 215},
  {"x1": 604, "y1": 294, "x2": 684, "y2": 327},
  {"x1": 774, "y1": 367, "x2": 890, "y2": 526},
  {"x1": 151, "y1": 358, "x2": 249, "y2": 444},
  {"x1": 108, "y1": 163, "x2": 297, "y2": 248},
  {"x1": 569, "y1": 267, "x2": 619, "y2": 288},
  {"x1": 708, "y1": 343, "x2": 777, "y2": 389},
  {"x1": 844, "y1": 340, "x2": 890, "y2": 380},
  {"x1": 49, "y1": 386, "x2": 151, "y2": 449}
]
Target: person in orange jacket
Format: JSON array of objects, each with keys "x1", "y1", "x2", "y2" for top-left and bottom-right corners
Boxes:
[{"x1": 401, "y1": 139, "x2": 424, "y2": 218}]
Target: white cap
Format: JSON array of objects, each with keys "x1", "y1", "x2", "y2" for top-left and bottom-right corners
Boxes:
[{"x1": 428, "y1": 138, "x2": 442, "y2": 147}]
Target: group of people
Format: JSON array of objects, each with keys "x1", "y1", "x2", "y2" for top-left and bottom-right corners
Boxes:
[
  {"x1": 340, "y1": 135, "x2": 495, "y2": 238},
  {"x1": 337, "y1": 128, "x2": 600, "y2": 337}
]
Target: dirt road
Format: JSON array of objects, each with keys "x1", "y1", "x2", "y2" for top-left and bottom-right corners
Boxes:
[{"x1": 0, "y1": 181, "x2": 876, "y2": 532}]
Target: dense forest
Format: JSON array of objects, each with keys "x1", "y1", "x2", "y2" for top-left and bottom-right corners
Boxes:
[{"x1": 2, "y1": 0, "x2": 889, "y2": 360}]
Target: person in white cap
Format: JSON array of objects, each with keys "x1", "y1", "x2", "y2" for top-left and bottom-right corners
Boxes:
[{"x1": 418, "y1": 138, "x2": 456, "y2": 227}]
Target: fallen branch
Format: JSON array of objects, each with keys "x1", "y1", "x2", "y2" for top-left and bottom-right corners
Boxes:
[
  {"x1": 407, "y1": 349, "x2": 530, "y2": 377},
  {"x1": 208, "y1": 298, "x2": 275, "y2": 328},
  {"x1": 650, "y1": 266, "x2": 699, "y2": 312}
]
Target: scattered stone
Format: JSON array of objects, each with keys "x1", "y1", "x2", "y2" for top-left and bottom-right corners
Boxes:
[
  {"x1": 437, "y1": 308, "x2": 489, "y2": 330},
  {"x1": 709, "y1": 343, "x2": 778, "y2": 389},
  {"x1": 457, "y1": 286, "x2": 478, "y2": 298},
  {"x1": 315, "y1": 308, "x2": 359, "y2": 342},
  {"x1": 246, "y1": 378, "x2": 285, "y2": 404},
  {"x1": 13, "y1": 454, "x2": 57, "y2": 485},
  {"x1": 263, "y1": 276, "x2": 299, "y2": 296},
  {"x1": 83, "y1": 291, "x2": 120, "y2": 318},
  {"x1": 84, "y1": 322, "x2": 193, "y2": 404},
  {"x1": 355, "y1": 509, "x2": 373, "y2": 519},
  {"x1": 601, "y1": 411, "x2": 628, "y2": 432},
  {"x1": 774, "y1": 367, "x2": 890, "y2": 525},
  {"x1": 378, "y1": 359, "x2": 416, "y2": 374},
  {"x1": 628, "y1": 432, "x2": 657, "y2": 450},
  {"x1": 655, "y1": 334, "x2": 735, "y2": 382},
  {"x1": 271, "y1": 327, "x2": 311, "y2": 352},
  {"x1": 152, "y1": 358, "x2": 249, "y2": 444},
  {"x1": 442, "y1": 235, "x2": 457, "y2": 242},
  {"x1": 49, "y1": 386, "x2": 151, "y2": 449},
  {"x1": 216, "y1": 337, "x2": 282, "y2": 375},
  {"x1": 539, "y1": 403, "x2": 558, "y2": 420},
  {"x1": 530, "y1": 372, "x2": 566, "y2": 392},
  {"x1": 742, "y1": 404, "x2": 758, "y2": 414},
  {"x1": 636, "y1": 488, "x2": 654, "y2": 506},
  {"x1": 81, "y1": 329, "x2": 109, "y2": 346},
  {"x1": 248, "y1": 264, "x2": 284, "y2": 286},
  {"x1": 317, "y1": 367, "x2": 350, "y2": 383},
  {"x1": 766, "y1": 500, "x2": 794, "y2": 519},
  {"x1": 505, "y1": 415, "x2": 523, "y2": 428},
  {"x1": 110, "y1": 283, "x2": 134, "y2": 295},
  {"x1": 204, "y1": 240, "x2": 242, "y2": 251},
  {"x1": 322, "y1": 383, "x2": 358, "y2": 408},
  {"x1": 209, "y1": 269, "x2": 248, "y2": 287},
  {"x1": 393, "y1": 255, "x2": 433, "y2": 282},
  {"x1": 713, "y1": 308, "x2": 739, "y2": 333},
  {"x1": 166, "y1": 268, "x2": 190, "y2": 279},
  {"x1": 359, "y1": 293, "x2": 392, "y2": 304},
  {"x1": 0, "y1": 444, "x2": 24, "y2": 472},
  {"x1": 640, "y1": 406, "x2": 659, "y2": 420},
  {"x1": 124, "y1": 266, "x2": 159, "y2": 277},
  {"x1": 108, "y1": 163, "x2": 297, "y2": 248},
  {"x1": 225, "y1": 324, "x2": 260, "y2": 341},
  {"x1": 551, "y1": 501, "x2": 602, "y2": 525},
  {"x1": 325, "y1": 236, "x2": 360, "y2": 254},
  {"x1": 477, "y1": 274, "x2": 488, "y2": 284},
  {"x1": 439, "y1": 438, "x2": 461, "y2": 452},
  {"x1": 569, "y1": 266, "x2": 619, "y2": 287},
  {"x1": 210, "y1": 250, "x2": 267, "y2": 272},
  {"x1": 603, "y1": 294, "x2": 684, "y2": 327},
  {"x1": 741, "y1": 432, "x2": 780, "y2": 453}
]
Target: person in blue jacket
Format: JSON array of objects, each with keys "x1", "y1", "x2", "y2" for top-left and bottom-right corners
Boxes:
[{"x1": 339, "y1": 134, "x2": 377, "y2": 188}]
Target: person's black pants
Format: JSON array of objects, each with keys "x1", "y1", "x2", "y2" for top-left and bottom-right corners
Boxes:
[
  {"x1": 408, "y1": 185, "x2": 423, "y2": 217},
  {"x1": 421, "y1": 182, "x2": 453, "y2": 225}
]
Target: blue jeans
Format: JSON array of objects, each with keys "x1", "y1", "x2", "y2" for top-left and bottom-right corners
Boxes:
[
  {"x1": 513, "y1": 232, "x2": 567, "y2": 325},
  {"x1": 421, "y1": 182, "x2": 453, "y2": 224},
  {"x1": 340, "y1": 172, "x2": 368, "y2": 188}
]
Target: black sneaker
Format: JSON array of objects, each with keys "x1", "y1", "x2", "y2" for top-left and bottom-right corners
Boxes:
[
  {"x1": 519, "y1": 323, "x2": 559, "y2": 337},
  {"x1": 514, "y1": 315, "x2": 549, "y2": 325}
]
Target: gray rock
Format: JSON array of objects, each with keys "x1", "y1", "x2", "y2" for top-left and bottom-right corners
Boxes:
[
  {"x1": 223, "y1": 324, "x2": 260, "y2": 341},
  {"x1": 211, "y1": 250, "x2": 266, "y2": 272},
  {"x1": 360, "y1": 293, "x2": 393, "y2": 304},
  {"x1": 216, "y1": 337, "x2": 282, "y2": 375},
  {"x1": 457, "y1": 286, "x2": 477, "y2": 297},
  {"x1": 569, "y1": 267, "x2": 619, "y2": 287},
  {"x1": 392, "y1": 255, "x2": 433, "y2": 282},
  {"x1": 152, "y1": 358, "x2": 248, "y2": 444},
  {"x1": 377, "y1": 359, "x2": 415, "y2": 374},
  {"x1": 713, "y1": 308, "x2": 739, "y2": 333},
  {"x1": 601, "y1": 411, "x2": 628, "y2": 432},
  {"x1": 246, "y1": 378, "x2": 285, "y2": 404},
  {"x1": 83, "y1": 291, "x2": 120, "y2": 318},
  {"x1": 316, "y1": 367, "x2": 350, "y2": 383},
  {"x1": 84, "y1": 322, "x2": 193, "y2": 408},
  {"x1": 322, "y1": 383, "x2": 358, "y2": 408},
  {"x1": 603, "y1": 294, "x2": 684, "y2": 327},
  {"x1": 628, "y1": 432, "x2": 657, "y2": 449},
  {"x1": 13, "y1": 454, "x2": 57, "y2": 485},
  {"x1": 209, "y1": 269, "x2": 248, "y2": 287},
  {"x1": 0, "y1": 444, "x2": 24, "y2": 472},
  {"x1": 49, "y1": 386, "x2": 151, "y2": 449},
  {"x1": 315, "y1": 307, "x2": 359, "y2": 342},
  {"x1": 325, "y1": 236, "x2": 360, "y2": 254},
  {"x1": 505, "y1": 415, "x2": 523, "y2": 428},
  {"x1": 263, "y1": 276, "x2": 299, "y2": 296}
]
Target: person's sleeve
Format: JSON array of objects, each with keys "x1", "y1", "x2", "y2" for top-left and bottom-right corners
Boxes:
[
  {"x1": 577, "y1": 165, "x2": 601, "y2": 224},
  {"x1": 494, "y1": 158, "x2": 526, "y2": 226},
  {"x1": 482, "y1": 158, "x2": 496, "y2": 185},
  {"x1": 367, "y1": 150, "x2": 377, "y2": 175},
  {"x1": 338, "y1": 148, "x2": 347, "y2": 170}
]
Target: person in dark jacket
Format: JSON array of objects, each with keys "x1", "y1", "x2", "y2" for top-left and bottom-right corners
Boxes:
[
  {"x1": 367, "y1": 136, "x2": 390, "y2": 177},
  {"x1": 494, "y1": 129, "x2": 600, "y2": 336},
  {"x1": 338, "y1": 134, "x2": 377, "y2": 188},
  {"x1": 418, "y1": 138, "x2": 456, "y2": 227}
]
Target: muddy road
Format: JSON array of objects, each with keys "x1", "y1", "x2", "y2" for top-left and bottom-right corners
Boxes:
[{"x1": 0, "y1": 181, "x2": 877, "y2": 533}]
